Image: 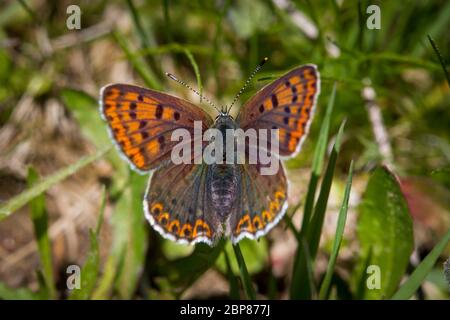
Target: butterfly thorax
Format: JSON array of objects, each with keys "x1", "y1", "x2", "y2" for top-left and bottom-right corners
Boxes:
[{"x1": 208, "y1": 114, "x2": 238, "y2": 219}]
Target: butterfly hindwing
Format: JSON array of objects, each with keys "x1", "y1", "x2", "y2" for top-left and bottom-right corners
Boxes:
[
  {"x1": 100, "y1": 84, "x2": 213, "y2": 172},
  {"x1": 144, "y1": 162, "x2": 221, "y2": 245},
  {"x1": 229, "y1": 161, "x2": 288, "y2": 243},
  {"x1": 238, "y1": 65, "x2": 320, "y2": 158}
]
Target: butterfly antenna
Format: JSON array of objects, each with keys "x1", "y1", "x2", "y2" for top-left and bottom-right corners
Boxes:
[
  {"x1": 227, "y1": 57, "x2": 269, "y2": 113},
  {"x1": 165, "y1": 72, "x2": 221, "y2": 113}
]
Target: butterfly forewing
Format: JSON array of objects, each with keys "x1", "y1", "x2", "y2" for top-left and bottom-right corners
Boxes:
[
  {"x1": 238, "y1": 65, "x2": 320, "y2": 158},
  {"x1": 100, "y1": 84, "x2": 213, "y2": 172}
]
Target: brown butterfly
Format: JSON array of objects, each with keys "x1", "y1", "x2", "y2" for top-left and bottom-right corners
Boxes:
[{"x1": 100, "y1": 61, "x2": 320, "y2": 246}]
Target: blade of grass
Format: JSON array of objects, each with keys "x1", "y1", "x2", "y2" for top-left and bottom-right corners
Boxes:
[
  {"x1": 182, "y1": 48, "x2": 203, "y2": 103},
  {"x1": 391, "y1": 229, "x2": 450, "y2": 300},
  {"x1": 113, "y1": 31, "x2": 162, "y2": 90},
  {"x1": 27, "y1": 167, "x2": 56, "y2": 300},
  {"x1": 68, "y1": 230, "x2": 100, "y2": 300},
  {"x1": 427, "y1": 35, "x2": 450, "y2": 87},
  {"x1": 114, "y1": 171, "x2": 148, "y2": 299},
  {"x1": 284, "y1": 212, "x2": 300, "y2": 241},
  {"x1": 17, "y1": 0, "x2": 40, "y2": 24},
  {"x1": 224, "y1": 249, "x2": 240, "y2": 299},
  {"x1": 91, "y1": 255, "x2": 117, "y2": 300},
  {"x1": 300, "y1": 82, "x2": 337, "y2": 234},
  {"x1": 0, "y1": 146, "x2": 111, "y2": 220},
  {"x1": 318, "y1": 160, "x2": 354, "y2": 299},
  {"x1": 290, "y1": 83, "x2": 337, "y2": 299},
  {"x1": 162, "y1": 0, "x2": 173, "y2": 43},
  {"x1": 307, "y1": 119, "x2": 346, "y2": 259},
  {"x1": 69, "y1": 187, "x2": 106, "y2": 300},
  {"x1": 125, "y1": 0, "x2": 151, "y2": 49},
  {"x1": 232, "y1": 243, "x2": 256, "y2": 300}
]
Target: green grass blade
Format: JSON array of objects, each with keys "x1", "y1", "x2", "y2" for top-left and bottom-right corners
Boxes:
[
  {"x1": 182, "y1": 48, "x2": 203, "y2": 103},
  {"x1": 125, "y1": 0, "x2": 151, "y2": 49},
  {"x1": 17, "y1": 0, "x2": 40, "y2": 24},
  {"x1": 113, "y1": 171, "x2": 148, "y2": 299},
  {"x1": 27, "y1": 167, "x2": 56, "y2": 300},
  {"x1": 113, "y1": 31, "x2": 162, "y2": 90},
  {"x1": 391, "y1": 229, "x2": 450, "y2": 300},
  {"x1": 232, "y1": 243, "x2": 256, "y2": 300},
  {"x1": 0, "y1": 146, "x2": 111, "y2": 220},
  {"x1": 290, "y1": 83, "x2": 337, "y2": 299},
  {"x1": 68, "y1": 230, "x2": 100, "y2": 300},
  {"x1": 318, "y1": 160, "x2": 354, "y2": 299},
  {"x1": 91, "y1": 256, "x2": 116, "y2": 300},
  {"x1": 95, "y1": 186, "x2": 106, "y2": 236},
  {"x1": 224, "y1": 249, "x2": 240, "y2": 299},
  {"x1": 300, "y1": 82, "x2": 337, "y2": 233},
  {"x1": 162, "y1": 0, "x2": 173, "y2": 43},
  {"x1": 307, "y1": 120, "x2": 346, "y2": 259},
  {"x1": 69, "y1": 188, "x2": 106, "y2": 300},
  {"x1": 427, "y1": 34, "x2": 450, "y2": 87}
]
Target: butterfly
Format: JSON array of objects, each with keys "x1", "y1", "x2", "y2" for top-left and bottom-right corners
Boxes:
[{"x1": 99, "y1": 62, "x2": 320, "y2": 246}]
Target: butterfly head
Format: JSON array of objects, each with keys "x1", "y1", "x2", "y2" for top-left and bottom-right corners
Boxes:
[{"x1": 214, "y1": 110, "x2": 234, "y2": 125}]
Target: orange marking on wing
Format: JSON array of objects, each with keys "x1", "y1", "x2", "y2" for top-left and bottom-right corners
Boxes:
[
  {"x1": 277, "y1": 95, "x2": 292, "y2": 106},
  {"x1": 262, "y1": 210, "x2": 273, "y2": 223},
  {"x1": 275, "y1": 191, "x2": 285, "y2": 202},
  {"x1": 132, "y1": 152, "x2": 145, "y2": 168},
  {"x1": 161, "y1": 108, "x2": 175, "y2": 120},
  {"x1": 236, "y1": 214, "x2": 255, "y2": 234},
  {"x1": 288, "y1": 137, "x2": 297, "y2": 152},
  {"x1": 289, "y1": 76, "x2": 301, "y2": 85},
  {"x1": 151, "y1": 203, "x2": 163, "y2": 214},
  {"x1": 168, "y1": 220, "x2": 180, "y2": 233},
  {"x1": 270, "y1": 201, "x2": 280, "y2": 214},
  {"x1": 193, "y1": 219, "x2": 212, "y2": 238},
  {"x1": 180, "y1": 223, "x2": 193, "y2": 238},
  {"x1": 253, "y1": 216, "x2": 264, "y2": 230},
  {"x1": 158, "y1": 212, "x2": 170, "y2": 225},
  {"x1": 147, "y1": 139, "x2": 160, "y2": 156}
]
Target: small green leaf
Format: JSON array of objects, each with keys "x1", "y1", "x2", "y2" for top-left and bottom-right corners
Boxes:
[{"x1": 355, "y1": 167, "x2": 414, "y2": 299}]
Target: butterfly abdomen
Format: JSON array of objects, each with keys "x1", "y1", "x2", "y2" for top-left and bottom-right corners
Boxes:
[
  {"x1": 209, "y1": 164, "x2": 238, "y2": 219},
  {"x1": 208, "y1": 114, "x2": 239, "y2": 219}
]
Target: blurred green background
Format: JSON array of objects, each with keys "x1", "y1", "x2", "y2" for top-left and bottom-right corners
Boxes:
[{"x1": 0, "y1": 0, "x2": 449, "y2": 300}]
